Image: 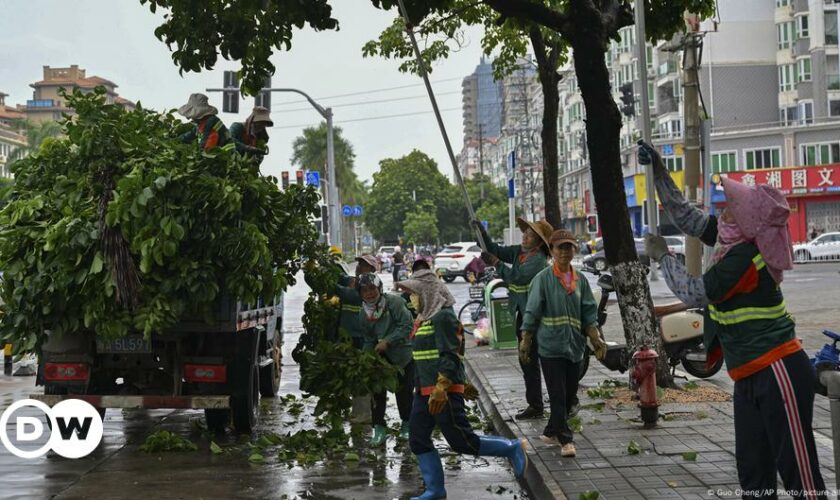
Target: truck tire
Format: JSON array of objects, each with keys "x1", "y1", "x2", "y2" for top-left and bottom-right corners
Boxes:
[
  {"x1": 232, "y1": 364, "x2": 259, "y2": 433},
  {"x1": 204, "y1": 409, "x2": 230, "y2": 433},
  {"x1": 259, "y1": 333, "x2": 281, "y2": 398}
]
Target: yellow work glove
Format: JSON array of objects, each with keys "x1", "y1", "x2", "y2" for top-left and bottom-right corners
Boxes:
[
  {"x1": 304, "y1": 259, "x2": 318, "y2": 271},
  {"x1": 586, "y1": 325, "x2": 608, "y2": 361},
  {"x1": 428, "y1": 373, "x2": 451, "y2": 415},
  {"x1": 464, "y1": 382, "x2": 479, "y2": 401},
  {"x1": 519, "y1": 331, "x2": 534, "y2": 365}
]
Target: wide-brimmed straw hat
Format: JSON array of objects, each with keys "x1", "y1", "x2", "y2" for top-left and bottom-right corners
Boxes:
[
  {"x1": 178, "y1": 93, "x2": 218, "y2": 121},
  {"x1": 249, "y1": 106, "x2": 273, "y2": 126},
  {"x1": 516, "y1": 217, "x2": 554, "y2": 248}
]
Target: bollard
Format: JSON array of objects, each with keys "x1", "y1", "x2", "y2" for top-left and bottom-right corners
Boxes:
[
  {"x1": 819, "y1": 370, "x2": 840, "y2": 496},
  {"x1": 631, "y1": 346, "x2": 659, "y2": 428},
  {"x1": 3, "y1": 344, "x2": 11, "y2": 376}
]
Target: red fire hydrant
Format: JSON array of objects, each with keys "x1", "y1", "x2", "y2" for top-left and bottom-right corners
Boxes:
[{"x1": 631, "y1": 346, "x2": 659, "y2": 428}]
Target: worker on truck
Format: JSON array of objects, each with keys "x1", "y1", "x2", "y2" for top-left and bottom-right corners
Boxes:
[
  {"x1": 177, "y1": 93, "x2": 230, "y2": 151},
  {"x1": 230, "y1": 106, "x2": 272, "y2": 163}
]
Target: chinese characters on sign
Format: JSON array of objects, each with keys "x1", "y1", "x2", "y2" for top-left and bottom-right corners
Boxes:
[{"x1": 721, "y1": 164, "x2": 839, "y2": 195}]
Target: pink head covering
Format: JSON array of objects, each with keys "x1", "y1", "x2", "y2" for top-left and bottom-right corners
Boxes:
[
  {"x1": 355, "y1": 255, "x2": 379, "y2": 272},
  {"x1": 721, "y1": 177, "x2": 793, "y2": 283}
]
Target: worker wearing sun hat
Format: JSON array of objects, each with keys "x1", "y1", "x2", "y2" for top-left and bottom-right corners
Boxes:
[
  {"x1": 230, "y1": 106, "x2": 272, "y2": 162},
  {"x1": 471, "y1": 217, "x2": 552, "y2": 421},
  {"x1": 177, "y1": 93, "x2": 230, "y2": 151},
  {"x1": 640, "y1": 141, "x2": 826, "y2": 498}
]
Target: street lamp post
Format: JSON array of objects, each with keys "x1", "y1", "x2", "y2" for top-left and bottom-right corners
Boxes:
[{"x1": 205, "y1": 86, "x2": 341, "y2": 251}]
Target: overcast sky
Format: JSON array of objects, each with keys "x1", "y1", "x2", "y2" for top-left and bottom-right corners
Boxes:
[{"x1": 0, "y1": 0, "x2": 487, "y2": 183}]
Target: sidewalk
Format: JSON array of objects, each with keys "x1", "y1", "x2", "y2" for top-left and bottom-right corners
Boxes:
[{"x1": 464, "y1": 343, "x2": 837, "y2": 499}]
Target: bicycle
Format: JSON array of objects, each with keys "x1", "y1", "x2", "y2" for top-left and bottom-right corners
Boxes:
[{"x1": 457, "y1": 267, "x2": 496, "y2": 337}]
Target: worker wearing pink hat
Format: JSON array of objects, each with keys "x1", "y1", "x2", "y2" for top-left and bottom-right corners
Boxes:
[{"x1": 639, "y1": 142, "x2": 826, "y2": 499}]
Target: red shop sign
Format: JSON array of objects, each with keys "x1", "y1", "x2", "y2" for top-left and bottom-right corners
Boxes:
[{"x1": 723, "y1": 164, "x2": 840, "y2": 196}]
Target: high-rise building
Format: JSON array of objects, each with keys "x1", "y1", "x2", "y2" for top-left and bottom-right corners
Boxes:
[
  {"x1": 20, "y1": 65, "x2": 134, "y2": 123},
  {"x1": 458, "y1": 58, "x2": 504, "y2": 181}
]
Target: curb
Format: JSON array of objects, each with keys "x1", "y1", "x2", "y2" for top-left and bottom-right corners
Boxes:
[{"x1": 464, "y1": 355, "x2": 566, "y2": 500}]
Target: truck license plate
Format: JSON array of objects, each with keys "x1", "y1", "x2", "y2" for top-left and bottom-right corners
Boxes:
[{"x1": 96, "y1": 336, "x2": 152, "y2": 354}]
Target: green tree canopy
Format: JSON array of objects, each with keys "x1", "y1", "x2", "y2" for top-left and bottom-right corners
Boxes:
[
  {"x1": 403, "y1": 201, "x2": 439, "y2": 246},
  {"x1": 290, "y1": 122, "x2": 367, "y2": 205}
]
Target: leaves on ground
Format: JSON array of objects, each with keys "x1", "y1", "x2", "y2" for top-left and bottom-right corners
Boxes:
[
  {"x1": 248, "y1": 452, "x2": 265, "y2": 463},
  {"x1": 626, "y1": 440, "x2": 641, "y2": 455},
  {"x1": 209, "y1": 441, "x2": 224, "y2": 455},
  {"x1": 684, "y1": 381, "x2": 699, "y2": 390},
  {"x1": 568, "y1": 416, "x2": 583, "y2": 433},
  {"x1": 139, "y1": 431, "x2": 197, "y2": 453},
  {"x1": 682, "y1": 451, "x2": 698, "y2": 461},
  {"x1": 579, "y1": 491, "x2": 600, "y2": 500}
]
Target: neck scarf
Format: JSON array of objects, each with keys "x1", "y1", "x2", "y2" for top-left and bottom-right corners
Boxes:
[
  {"x1": 362, "y1": 295, "x2": 386, "y2": 321},
  {"x1": 518, "y1": 247, "x2": 541, "y2": 264},
  {"x1": 711, "y1": 218, "x2": 747, "y2": 266},
  {"x1": 552, "y1": 262, "x2": 577, "y2": 294}
]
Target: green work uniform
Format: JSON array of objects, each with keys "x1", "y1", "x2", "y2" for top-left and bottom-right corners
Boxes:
[
  {"x1": 334, "y1": 276, "x2": 364, "y2": 342},
  {"x1": 521, "y1": 268, "x2": 598, "y2": 362},
  {"x1": 485, "y1": 241, "x2": 548, "y2": 319},
  {"x1": 412, "y1": 307, "x2": 465, "y2": 396},
  {"x1": 359, "y1": 293, "x2": 413, "y2": 368}
]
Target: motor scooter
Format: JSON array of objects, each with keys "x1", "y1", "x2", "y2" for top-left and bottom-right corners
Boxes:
[{"x1": 578, "y1": 271, "x2": 723, "y2": 380}]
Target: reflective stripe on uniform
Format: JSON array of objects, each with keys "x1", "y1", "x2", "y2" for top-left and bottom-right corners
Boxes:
[
  {"x1": 508, "y1": 283, "x2": 530, "y2": 294},
  {"x1": 414, "y1": 325, "x2": 434, "y2": 337},
  {"x1": 341, "y1": 305, "x2": 361, "y2": 313},
  {"x1": 413, "y1": 349, "x2": 439, "y2": 361},
  {"x1": 709, "y1": 300, "x2": 787, "y2": 325},
  {"x1": 542, "y1": 316, "x2": 581, "y2": 329},
  {"x1": 753, "y1": 253, "x2": 766, "y2": 271}
]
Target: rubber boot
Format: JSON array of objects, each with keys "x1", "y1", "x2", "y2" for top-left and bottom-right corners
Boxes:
[
  {"x1": 398, "y1": 421, "x2": 410, "y2": 441},
  {"x1": 370, "y1": 424, "x2": 387, "y2": 447},
  {"x1": 410, "y1": 450, "x2": 447, "y2": 500},
  {"x1": 350, "y1": 394, "x2": 372, "y2": 424},
  {"x1": 478, "y1": 436, "x2": 528, "y2": 478}
]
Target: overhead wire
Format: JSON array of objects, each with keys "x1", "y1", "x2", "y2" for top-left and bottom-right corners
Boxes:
[
  {"x1": 270, "y1": 106, "x2": 463, "y2": 130},
  {"x1": 275, "y1": 90, "x2": 462, "y2": 113},
  {"x1": 270, "y1": 76, "x2": 464, "y2": 108}
]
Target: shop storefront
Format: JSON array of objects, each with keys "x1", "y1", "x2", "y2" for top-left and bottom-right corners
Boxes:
[
  {"x1": 711, "y1": 164, "x2": 840, "y2": 243},
  {"x1": 625, "y1": 170, "x2": 687, "y2": 236}
]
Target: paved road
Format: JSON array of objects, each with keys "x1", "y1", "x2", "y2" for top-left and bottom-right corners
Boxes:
[{"x1": 0, "y1": 273, "x2": 525, "y2": 500}]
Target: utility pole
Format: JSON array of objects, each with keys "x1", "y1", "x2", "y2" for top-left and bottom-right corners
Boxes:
[
  {"x1": 682, "y1": 25, "x2": 703, "y2": 276},
  {"x1": 634, "y1": 0, "x2": 658, "y2": 281},
  {"x1": 478, "y1": 123, "x2": 485, "y2": 200}
]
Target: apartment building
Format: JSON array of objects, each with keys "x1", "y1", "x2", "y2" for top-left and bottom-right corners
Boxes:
[{"x1": 0, "y1": 92, "x2": 26, "y2": 178}]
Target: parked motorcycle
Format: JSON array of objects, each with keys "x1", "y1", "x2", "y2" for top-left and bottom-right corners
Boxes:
[
  {"x1": 578, "y1": 271, "x2": 723, "y2": 380},
  {"x1": 811, "y1": 329, "x2": 840, "y2": 396}
]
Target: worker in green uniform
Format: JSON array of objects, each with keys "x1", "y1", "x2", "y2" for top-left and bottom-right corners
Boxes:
[
  {"x1": 356, "y1": 273, "x2": 414, "y2": 445},
  {"x1": 472, "y1": 217, "x2": 553, "y2": 420},
  {"x1": 177, "y1": 93, "x2": 230, "y2": 151},
  {"x1": 640, "y1": 142, "x2": 827, "y2": 499},
  {"x1": 229, "y1": 106, "x2": 271, "y2": 162},
  {"x1": 396, "y1": 271, "x2": 527, "y2": 500},
  {"x1": 521, "y1": 229, "x2": 607, "y2": 458}
]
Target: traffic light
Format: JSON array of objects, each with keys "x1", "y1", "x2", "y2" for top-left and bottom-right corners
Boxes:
[
  {"x1": 619, "y1": 82, "x2": 635, "y2": 117},
  {"x1": 281, "y1": 171, "x2": 289, "y2": 189},
  {"x1": 587, "y1": 214, "x2": 599, "y2": 235},
  {"x1": 320, "y1": 205, "x2": 329, "y2": 234},
  {"x1": 255, "y1": 77, "x2": 272, "y2": 109},
  {"x1": 295, "y1": 170, "x2": 304, "y2": 185},
  {"x1": 222, "y1": 71, "x2": 239, "y2": 114}
]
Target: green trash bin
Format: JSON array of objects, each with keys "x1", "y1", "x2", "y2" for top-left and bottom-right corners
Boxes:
[{"x1": 485, "y1": 279, "x2": 518, "y2": 350}]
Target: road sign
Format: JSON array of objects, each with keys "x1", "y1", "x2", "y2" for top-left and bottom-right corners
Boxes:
[
  {"x1": 506, "y1": 151, "x2": 516, "y2": 180},
  {"x1": 342, "y1": 205, "x2": 352, "y2": 217},
  {"x1": 481, "y1": 220, "x2": 489, "y2": 230},
  {"x1": 363, "y1": 235, "x2": 371, "y2": 244},
  {"x1": 305, "y1": 171, "x2": 320, "y2": 188},
  {"x1": 353, "y1": 205, "x2": 363, "y2": 217},
  {"x1": 662, "y1": 144, "x2": 674, "y2": 156}
]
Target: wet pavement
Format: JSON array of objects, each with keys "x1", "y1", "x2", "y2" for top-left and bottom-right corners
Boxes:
[{"x1": 0, "y1": 271, "x2": 526, "y2": 500}]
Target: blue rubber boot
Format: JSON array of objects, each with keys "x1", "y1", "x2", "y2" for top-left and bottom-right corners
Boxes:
[
  {"x1": 370, "y1": 425, "x2": 387, "y2": 447},
  {"x1": 410, "y1": 451, "x2": 447, "y2": 500},
  {"x1": 478, "y1": 436, "x2": 529, "y2": 478}
]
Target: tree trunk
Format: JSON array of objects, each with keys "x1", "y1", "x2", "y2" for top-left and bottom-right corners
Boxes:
[
  {"x1": 537, "y1": 68, "x2": 561, "y2": 229},
  {"x1": 569, "y1": 20, "x2": 673, "y2": 385}
]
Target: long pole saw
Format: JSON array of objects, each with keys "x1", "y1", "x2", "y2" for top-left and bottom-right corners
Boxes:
[{"x1": 394, "y1": 0, "x2": 487, "y2": 251}]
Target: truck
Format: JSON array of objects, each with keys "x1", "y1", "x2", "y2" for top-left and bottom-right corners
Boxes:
[{"x1": 31, "y1": 294, "x2": 284, "y2": 433}]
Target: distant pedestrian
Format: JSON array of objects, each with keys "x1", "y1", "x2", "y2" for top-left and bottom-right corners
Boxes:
[
  {"x1": 392, "y1": 246, "x2": 405, "y2": 287},
  {"x1": 472, "y1": 217, "x2": 553, "y2": 421},
  {"x1": 641, "y1": 142, "x2": 827, "y2": 499},
  {"x1": 396, "y1": 272, "x2": 528, "y2": 500}
]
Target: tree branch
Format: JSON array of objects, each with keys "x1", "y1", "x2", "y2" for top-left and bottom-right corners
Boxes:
[
  {"x1": 482, "y1": 0, "x2": 575, "y2": 39},
  {"x1": 599, "y1": 0, "x2": 634, "y2": 36}
]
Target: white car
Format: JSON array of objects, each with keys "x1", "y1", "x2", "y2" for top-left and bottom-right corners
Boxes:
[
  {"x1": 663, "y1": 235, "x2": 686, "y2": 264},
  {"x1": 793, "y1": 232, "x2": 840, "y2": 262},
  {"x1": 434, "y1": 242, "x2": 483, "y2": 282}
]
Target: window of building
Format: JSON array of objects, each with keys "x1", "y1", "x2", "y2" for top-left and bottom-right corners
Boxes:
[
  {"x1": 664, "y1": 155, "x2": 684, "y2": 172},
  {"x1": 780, "y1": 105, "x2": 798, "y2": 125},
  {"x1": 798, "y1": 57, "x2": 812, "y2": 81},
  {"x1": 778, "y1": 64, "x2": 797, "y2": 91},
  {"x1": 775, "y1": 0, "x2": 790, "y2": 6},
  {"x1": 799, "y1": 100, "x2": 814, "y2": 124},
  {"x1": 777, "y1": 21, "x2": 794, "y2": 49},
  {"x1": 648, "y1": 81, "x2": 655, "y2": 108},
  {"x1": 830, "y1": 99, "x2": 840, "y2": 116},
  {"x1": 674, "y1": 78, "x2": 683, "y2": 99},
  {"x1": 826, "y1": 11, "x2": 838, "y2": 45},
  {"x1": 797, "y1": 15, "x2": 810, "y2": 38},
  {"x1": 646, "y1": 45, "x2": 654, "y2": 70},
  {"x1": 744, "y1": 148, "x2": 781, "y2": 170},
  {"x1": 712, "y1": 152, "x2": 738, "y2": 174},
  {"x1": 800, "y1": 141, "x2": 840, "y2": 165}
]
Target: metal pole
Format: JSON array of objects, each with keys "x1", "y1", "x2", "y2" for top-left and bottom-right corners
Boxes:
[
  {"x1": 819, "y1": 370, "x2": 840, "y2": 495},
  {"x1": 394, "y1": 0, "x2": 485, "y2": 251},
  {"x1": 325, "y1": 109, "x2": 340, "y2": 249},
  {"x1": 683, "y1": 32, "x2": 703, "y2": 277},
  {"x1": 634, "y1": 0, "x2": 659, "y2": 281},
  {"x1": 701, "y1": 121, "x2": 714, "y2": 270}
]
